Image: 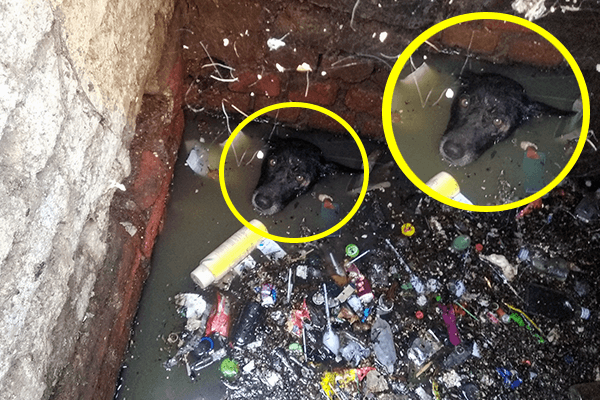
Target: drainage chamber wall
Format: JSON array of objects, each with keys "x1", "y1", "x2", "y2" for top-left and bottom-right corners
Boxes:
[{"x1": 0, "y1": 0, "x2": 177, "y2": 399}]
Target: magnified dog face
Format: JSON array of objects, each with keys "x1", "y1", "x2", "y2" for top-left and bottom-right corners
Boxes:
[{"x1": 439, "y1": 72, "x2": 574, "y2": 167}]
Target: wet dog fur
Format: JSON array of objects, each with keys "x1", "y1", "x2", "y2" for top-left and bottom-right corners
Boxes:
[
  {"x1": 252, "y1": 137, "x2": 360, "y2": 215},
  {"x1": 439, "y1": 72, "x2": 575, "y2": 167}
]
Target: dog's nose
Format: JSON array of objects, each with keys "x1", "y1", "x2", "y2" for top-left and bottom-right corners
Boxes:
[
  {"x1": 442, "y1": 140, "x2": 465, "y2": 160},
  {"x1": 253, "y1": 193, "x2": 273, "y2": 210}
]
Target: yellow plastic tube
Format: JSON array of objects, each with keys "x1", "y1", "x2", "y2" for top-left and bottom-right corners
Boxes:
[{"x1": 191, "y1": 219, "x2": 267, "y2": 288}]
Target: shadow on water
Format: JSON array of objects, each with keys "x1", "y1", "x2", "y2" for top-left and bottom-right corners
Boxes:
[
  {"x1": 114, "y1": 111, "x2": 376, "y2": 400},
  {"x1": 391, "y1": 53, "x2": 582, "y2": 206}
]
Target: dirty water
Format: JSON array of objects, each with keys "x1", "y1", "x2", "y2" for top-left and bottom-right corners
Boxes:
[
  {"x1": 114, "y1": 112, "x2": 382, "y2": 400},
  {"x1": 116, "y1": 109, "x2": 599, "y2": 400},
  {"x1": 391, "y1": 53, "x2": 582, "y2": 206}
]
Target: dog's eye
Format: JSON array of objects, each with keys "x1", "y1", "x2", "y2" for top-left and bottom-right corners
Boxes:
[
  {"x1": 492, "y1": 117, "x2": 503, "y2": 128},
  {"x1": 269, "y1": 158, "x2": 277, "y2": 167},
  {"x1": 459, "y1": 96, "x2": 469, "y2": 108},
  {"x1": 295, "y1": 175, "x2": 305, "y2": 182}
]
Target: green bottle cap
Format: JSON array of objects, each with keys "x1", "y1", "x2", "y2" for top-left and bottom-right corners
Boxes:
[
  {"x1": 345, "y1": 244, "x2": 359, "y2": 258},
  {"x1": 452, "y1": 235, "x2": 471, "y2": 251},
  {"x1": 220, "y1": 358, "x2": 239, "y2": 378}
]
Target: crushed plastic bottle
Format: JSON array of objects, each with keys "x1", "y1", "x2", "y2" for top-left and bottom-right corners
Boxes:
[
  {"x1": 526, "y1": 283, "x2": 591, "y2": 320},
  {"x1": 518, "y1": 246, "x2": 573, "y2": 281},
  {"x1": 370, "y1": 316, "x2": 396, "y2": 374}
]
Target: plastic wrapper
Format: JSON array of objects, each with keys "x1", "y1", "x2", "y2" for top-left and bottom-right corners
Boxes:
[
  {"x1": 205, "y1": 292, "x2": 231, "y2": 338},
  {"x1": 286, "y1": 298, "x2": 311, "y2": 337},
  {"x1": 320, "y1": 367, "x2": 375, "y2": 399},
  {"x1": 370, "y1": 316, "x2": 397, "y2": 374}
]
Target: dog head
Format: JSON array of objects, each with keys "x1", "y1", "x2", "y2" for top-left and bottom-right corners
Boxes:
[
  {"x1": 439, "y1": 72, "x2": 572, "y2": 167},
  {"x1": 252, "y1": 138, "x2": 341, "y2": 215}
]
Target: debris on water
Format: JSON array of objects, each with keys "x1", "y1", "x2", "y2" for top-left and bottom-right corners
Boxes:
[
  {"x1": 186, "y1": 143, "x2": 210, "y2": 176},
  {"x1": 370, "y1": 316, "x2": 397, "y2": 374},
  {"x1": 155, "y1": 153, "x2": 600, "y2": 400},
  {"x1": 480, "y1": 253, "x2": 518, "y2": 281}
]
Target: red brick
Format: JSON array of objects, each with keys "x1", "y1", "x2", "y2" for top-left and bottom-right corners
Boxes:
[
  {"x1": 344, "y1": 85, "x2": 383, "y2": 118},
  {"x1": 133, "y1": 150, "x2": 164, "y2": 210},
  {"x1": 228, "y1": 71, "x2": 281, "y2": 97},
  {"x1": 202, "y1": 87, "x2": 252, "y2": 114},
  {"x1": 289, "y1": 80, "x2": 339, "y2": 106},
  {"x1": 359, "y1": 117, "x2": 384, "y2": 138},
  {"x1": 322, "y1": 56, "x2": 374, "y2": 83},
  {"x1": 254, "y1": 96, "x2": 303, "y2": 123},
  {"x1": 484, "y1": 20, "x2": 532, "y2": 33},
  {"x1": 306, "y1": 109, "x2": 356, "y2": 134},
  {"x1": 507, "y1": 35, "x2": 565, "y2": 67},
  {"x1": 255, "y1": 73, "x2": 281, "y2": 97},
  {"x1": 441, "y1": 22, "x2": 499, "y2": 54},
  {"x1": 228, "y1": 70, "x2": 258, "y2": 92}
]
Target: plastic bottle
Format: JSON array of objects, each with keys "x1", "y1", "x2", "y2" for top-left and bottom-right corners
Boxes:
[
  {"x1": 191, "y1": 220, "x2": 267, "y2": 288},
  {"x1": 526, "y1": 283, "x2": 591, "y2": 320},
  {"x1": 569, "y1": 382, "x2": 600, "y2": 400},
  {"x1": 232, "y1": 302, "x2": 263, "y2": 347},
  {"x1": 518, "y1": 247, "x2": 572, "y2": 281},
  {"x1": 426, "y1": 171, "x2": 473, "y2": 205}
]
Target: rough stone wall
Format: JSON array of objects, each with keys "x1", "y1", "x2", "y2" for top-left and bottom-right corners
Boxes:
[{"x1": 0, "y1": 0, "x2": 175, "y2": 399}]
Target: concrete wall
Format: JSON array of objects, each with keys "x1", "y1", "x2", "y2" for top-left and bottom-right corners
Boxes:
[{"x1": 0, "y1": 0, "x2": 175, "y2": 398}]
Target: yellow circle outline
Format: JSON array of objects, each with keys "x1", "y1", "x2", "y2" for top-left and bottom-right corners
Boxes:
[
  {"x1": 219, "y1": 102, "x2": 370, "y2": 243},
  {"x1": 382, "y1": 12, "x2": 590, "y2": 212}
]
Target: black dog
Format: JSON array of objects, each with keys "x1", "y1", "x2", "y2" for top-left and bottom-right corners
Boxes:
[
  {"x1": 439, "y1": 72, "x2": 574, "y2": 167},
  {"x1": 252, "y1": 137, "x2": 360, "y2": 215}
]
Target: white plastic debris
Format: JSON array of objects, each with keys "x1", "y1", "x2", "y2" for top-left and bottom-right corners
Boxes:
[
  {"x1": 242, "y1": 360, "x2": 255, "y2": 373},
  {"x1": 511, "y1": 0, "x2": 547, "y2": 21},
  {"x1": 174, "y1": 293, "x2": 207, "y2": 332},
  {"x1": 440, "y1": 369, "x2": 462, "y2": 388},
  {"x1": 415, "y1": 386, "x2": 433, "y2": 400},
  {"x1": 257, "y1": 239, "x2": 286, "y2": 260},
  {"x1": 264, "y1": 370, "x2": 281, "y2": 387},
  {"x1": 275, "y1": 63, "x2": 286, "y2": 73},
  {"x1": 175, "y1": 293, "x2": 207, "y2": 319},
  {"x1": 480, "y1": 254, "x2": 518, "y2": 281},
  {"x1": 267, "y1": 37, "x2": 286, "y2": 51},
  {"x1": 186, "y1": 145, "x2": 210, "y2": 176}
]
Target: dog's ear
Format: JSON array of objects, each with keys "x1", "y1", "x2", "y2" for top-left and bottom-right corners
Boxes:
[
  {"x1": 524, "y1": 100, "x2": 576, "y2": 120},
  {"x1": 320, "y1": 160, "x2": 363, "y2": 177}
]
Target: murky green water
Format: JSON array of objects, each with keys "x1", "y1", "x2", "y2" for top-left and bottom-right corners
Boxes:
[
  {"x1": 391, "y1": 53, "x2": 582, "y2": 205},
  {"x1": 114, "y1": 112, "x2": 369, "y2": 400}
]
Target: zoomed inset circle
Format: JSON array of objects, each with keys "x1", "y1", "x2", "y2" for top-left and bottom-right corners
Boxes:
[
  {"x1": 382, "y1": 12, "x2": 590, "y2": 212},
  {"x1": 219, "y1": 102, "x2": 370, "y2": 244}
]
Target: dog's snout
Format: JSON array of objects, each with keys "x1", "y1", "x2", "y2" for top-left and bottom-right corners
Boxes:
[
  {"x1": 442, "y1": 140, "x2": 464, "y2": 160},
  {"x1": 253, "y1": 192, "x2": 273, "y2": 211}
]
